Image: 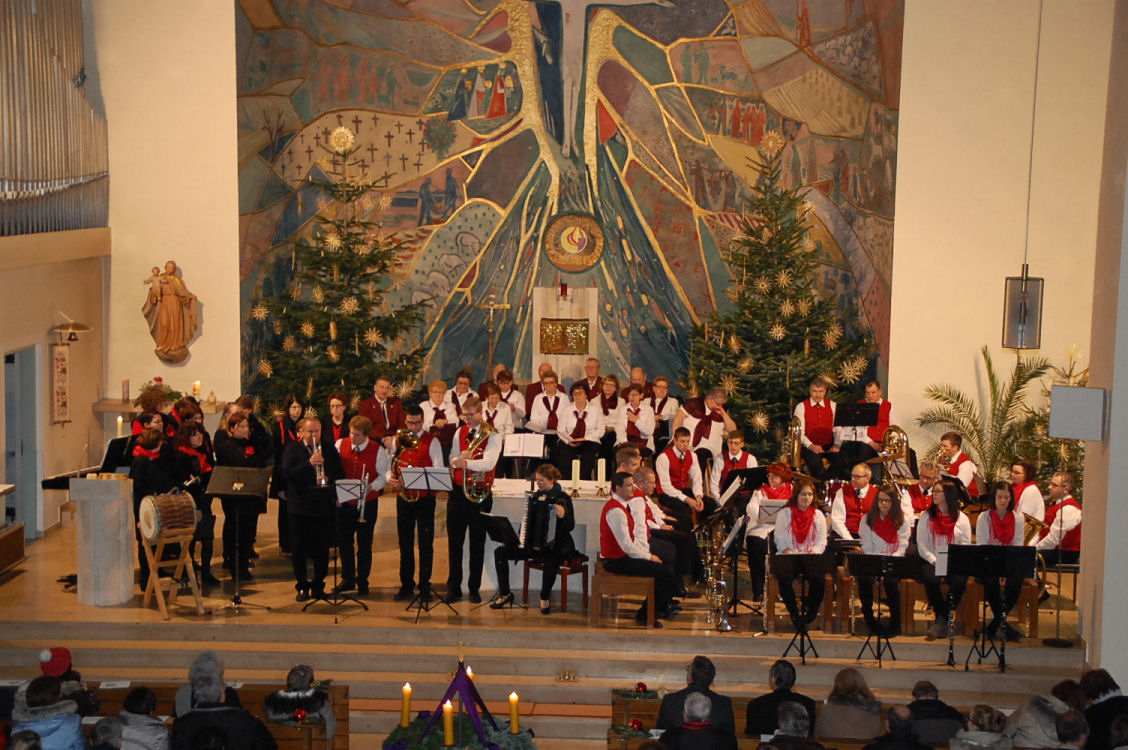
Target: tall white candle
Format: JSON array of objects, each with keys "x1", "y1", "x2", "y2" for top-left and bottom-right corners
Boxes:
[
  {"x1": 571, "y1": 459, "x2": 580, "y2": 489},
  {"x1": 116, "y1": 416, "x2": 123, "y2": 437},
  {"x1": 597, "y1": 458, "x2": 606, "y2": 485}
]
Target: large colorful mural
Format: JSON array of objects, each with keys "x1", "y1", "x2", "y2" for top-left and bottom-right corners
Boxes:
[{"x1": 236, "y1": 0, "x2": 902, "y2": 385}]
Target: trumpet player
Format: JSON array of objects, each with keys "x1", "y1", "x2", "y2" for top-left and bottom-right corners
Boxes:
[
  {"x1": 282, "y1": 418, "x2": 344, "y2": 602},
  {"x1": 388, "y1": 405, "x2": 445, "y2": 602},
  {"x1": 446, "y1": 395, "x2": 501, "y2": 603},
  {"x1": 334, "y1": 416, "x2": 390, "y2": 596}
]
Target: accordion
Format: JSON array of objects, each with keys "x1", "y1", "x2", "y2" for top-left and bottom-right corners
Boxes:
[{"x1": 518, "y1": 492, "x2": 558, "y2": 553}]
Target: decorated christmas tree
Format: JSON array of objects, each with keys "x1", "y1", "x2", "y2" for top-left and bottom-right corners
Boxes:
[
  {"x1": 245, "y1": 126, "x2": 429, "y2": 416},
  {"x1": 686, "y1": 130, "x2": 874, "y2": 458}
]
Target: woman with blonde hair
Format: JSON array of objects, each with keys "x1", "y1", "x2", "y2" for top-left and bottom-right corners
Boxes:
[{"x1": 814, "y1": 667, "x2": 881, "y2": 740}]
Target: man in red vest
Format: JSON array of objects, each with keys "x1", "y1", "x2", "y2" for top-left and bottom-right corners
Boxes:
[
  {"x1": 940, "y1": 431, "x2": 980, "y2": 499},
  {"x1": 832, "y1": 380, "x2": 895, "y2": 482},
  {"x1": 1037, "y1": 471, "x2": 1081, "y2": 567},
  {"x1": 386, "y1": 404, "x2": 445, "y2": 601},
  {"x1": 446, "y1": 395, "x2": 501, "y2": 603},
  {"x1": 793, "y1": 377, "x2": 836, "y2": 480},
  {"x1": 334, "y1": 415, "x2": 390, "y2": 596},
  {"x1": 830, "y1": 462, "x2": 879, "y2": 539},
  {"x1": 655, "y1": 427, "x2": 713, "y2": 531},
  {"x1": 905, "y1": 460, "x2": 941, "y2": 513},
  {"x1": 599, "y1": 471, "x2": 678, "y2": 625}
]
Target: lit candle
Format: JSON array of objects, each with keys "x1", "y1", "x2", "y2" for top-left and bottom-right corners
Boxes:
[
  {"x1": 509, "y1": 692, "x2": 520, "y2": 734},
  {"x1": 465, "y1": 666, "x2": 473, "y2": 680},
  {"x1": 596, "y1": 458, "x2": 606, "y2": 486},
  {"x1": 571, "y1": 459, "x2": 580, "y2": 490},
  {"x1": 400, "y1": 683, "x2": 411, "y2": 728},
  {"x1": 442, "y1": 700, "x2": 454, "y2": 745},
  {"x1": 192, "y1": 380, "x2": 201, "y2": 396},
  {"x1": 116, "y1": 416, "x2": 123, "y2": 437}
]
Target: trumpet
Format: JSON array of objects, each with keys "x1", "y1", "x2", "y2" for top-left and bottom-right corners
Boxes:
[{"x1": 312, "y1": 441, "x2": 328, "y2": 487}]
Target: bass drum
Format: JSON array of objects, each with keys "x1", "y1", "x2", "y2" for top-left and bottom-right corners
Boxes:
[{"x1": 138, "y1": 493, "x2": 197, "y2": 542}]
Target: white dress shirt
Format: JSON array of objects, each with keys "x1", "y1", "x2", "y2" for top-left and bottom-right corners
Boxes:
[
  {"x1": 655, "y1": 448, "x2": 704, "y2": 503},
  {"x1": 616, "y1": 403, "x2": 656, "y2": 451}
]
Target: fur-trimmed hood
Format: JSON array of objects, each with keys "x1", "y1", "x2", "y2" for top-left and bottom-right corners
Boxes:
[{"x1": 12, "y1": 697, "x2": 77, "y2": 723}]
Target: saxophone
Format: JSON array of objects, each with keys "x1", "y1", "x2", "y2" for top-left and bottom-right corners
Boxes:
[{"x1": 459, "y1": 422, "x2": 496, "y2": 503}]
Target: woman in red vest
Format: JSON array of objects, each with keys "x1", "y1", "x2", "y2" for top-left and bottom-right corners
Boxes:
[
  {"x1": 772, "y1": 479, "x2": 827, "y2": 631},
  {"x1": 857, "y1": 486, "x2": 911, "y2": 637},
  {"x1": 975, "y1": 481, "x2": 1025, "y2": 641}
]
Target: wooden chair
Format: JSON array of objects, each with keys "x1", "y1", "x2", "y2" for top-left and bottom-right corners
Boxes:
[
  {"x1": 962, "y1": 579, "x2": 1040, "y2": 638},
  {"x1": 522, "y1": 553, "x2": 589, "y2": 611},
  {"x1": 764, "y1": 571, "x2": 835, "y2": 634},
  {"x1": 590, "y1": 559, "x2": 656, "y2": 628}
]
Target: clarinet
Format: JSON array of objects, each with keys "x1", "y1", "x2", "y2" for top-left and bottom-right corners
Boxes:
[
  {"x1": 946, "y1": 580, "x2": 957, "y2": 668},
  {"x1": 357, "y1": 466, "x2": 369, "y2": 523}
]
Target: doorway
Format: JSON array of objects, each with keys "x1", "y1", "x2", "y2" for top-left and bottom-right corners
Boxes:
[{"x1": 5, "y1": 348, "x2": 41, "y2": 541}]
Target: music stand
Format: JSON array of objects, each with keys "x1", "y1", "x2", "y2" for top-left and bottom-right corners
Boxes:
[
  {"x1": 834, "y1": 404, "x2": 881, "y2": 481},
  {"x1": 503, "y1": 433, "x2": 547, "y2": 479},
  {"x1": 949, "y1": 544, "x2": 1035, "y2": 672},
  {"x1": 773, "y1": 552, "x2": 832, "y2": 664},
  {"x1": 847, "y1": 554, "x2": 917, "y2": 667},
  {"x1": 206, "y1": 466, "x2": 272, "y2": 614},
  {"x1": 303, "y1": 480, "x2": 369, "y2": 617},
  {"x1": 396, "y1": 468, "x2": 456, "y2": 618}
]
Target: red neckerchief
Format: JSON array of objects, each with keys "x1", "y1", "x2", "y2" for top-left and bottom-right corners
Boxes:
[
  {"x1": 485, "y1": 408, "x2": 497, "y2": 427},
  {"x1": 871, "y1": 514, "x2": 898, "y2": 544},
  {"x1": 277, "y1": 417, "x2": 297, "y2": 444},
  {"x1": 178, "y1": 445, "x2": 212, "y2": 474},
  {"x1": 791, "y1": 505, "x2": 815, "y2": 544},
  {"x1": 601, "y1": 393, "x2": 619, "y2": 415},
  {"x1": 930, "y1": 508, "x2": 956, "y2": 540},
  {"x1": 626, "y1": 407, "x2": 642, "y2": 440},
  {"x1": 685, "y1": 399, "x2": 723, "y2": 446},
  {"x1": 989, "y1": 509, "x2": 1016, "y2": 544},
  {"x1": 133, "y1": 445, "x2": 161, "y2": 460},
  {"x1": 761, "y1": 483, "x2": 792, "y2": 500},
  {"x1": 543, "y1": 395, "x2": 560, "y2": 430},
  {"x1": 1012, "y1": 480, "x2": 1036, "y2": 502},
  {"x1": 570, "y1": 410, "x2": 587, "y2": 439}
]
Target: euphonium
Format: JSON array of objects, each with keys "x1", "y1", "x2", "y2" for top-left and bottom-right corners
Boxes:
[
  {"x1": 391, "y1": 428, "x2": 420, "y2": 501},
  {"x1": 1022, "y1": 512, "x2": 1049, "y2": 545},
  {"x1": 461, "y1": 421, "x2": 496, "y2": 503},
  {"x1": 881, "y1": 425, "x2": 909, "y2": 462},
  {"x1": 782, "y1": 416, "x2": 804, "y2": 470}
]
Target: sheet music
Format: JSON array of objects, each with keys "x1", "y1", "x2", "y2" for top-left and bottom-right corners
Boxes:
[
  {"x1": 504, "y1": 432, "x2": 545, "y2": 458},
  {"x1": 757, "y1": 499, "x2": 788, "y2": 524},
  {"x1": 723, "y1": 516, "x2": 745, "y2": 555},
  {"x1": 401, "y1": 467, "x2": 453, "y2": 492},
  {"x1": 718, "y1": 477, "x2": 744, "y2": 507},
  {"x1": 335, "y1": 479, "x2": 364, "y2": 506}
]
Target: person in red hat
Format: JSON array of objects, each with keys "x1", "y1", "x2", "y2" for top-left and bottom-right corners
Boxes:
[{"x1": 33, "y1": 648, "x2": 98, "y2": 717}]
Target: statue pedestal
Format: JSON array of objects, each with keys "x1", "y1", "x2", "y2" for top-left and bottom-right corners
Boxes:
[{"x1": 71, "y1": 477, "x2": 134, "y2": 606}]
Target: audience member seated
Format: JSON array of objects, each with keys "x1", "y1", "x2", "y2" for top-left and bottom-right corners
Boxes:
[
  {"x1": 1005, "y1": 679, "x2": 1084, "y2": 750},
  {"x1": 950, "y1": 705, "x2": 1012, "y2": 750},
  {"x1": 862, "y1": 705, "x2": 932, "y2": 750},
  {"x1": 119, "y1": 686, "x2": 170, "y2": 750},
  {"x1": 657, "y1": 692, "x2": 738, "y2": 750},
  {"x1": 9, "y1": 730, "x2": 46, "y2": 750},
  {"x1": 746, "y1": 660, "x2": 816, "y2": 738},
  {"x1": 1108, "y1": 714, "x2": 1128, "y2": 750},
  {"x1": 756, "y1": 702, "x2": 825, "y2": 750},
  {"x1": 18, "y1": 647, "x2": 100, "y2": 717},
  {"x1": 1056, "y1": 711, "x2": 1089, "y2": 750},
  {"x1": 1082, "y1": 669, "x2": 1128, "y2": 750},
  {"x1": 906, "y1": 679, "x2": 963, "y2": 745},
  {"x1": 92, "y1": 717, "x2": 123, "y2": 750},
  {"x1": 263, "y1": 665, "x2": 336, "y2": 740},
  {"x1": 173, "y1": 651, "x2": 242, "y2": 717},
  {"x1": 171, "y1": 669, "x2": 277, "y2": 750},
  {"x1": 656, "y1": 655, "x2": 734, "y2": 735},
  {"x1": 10, "y1": 676, "x2": 85, "y2": 750},
  {"x1": 813, "y1": 668, "x2": 882, "y2": 741}
]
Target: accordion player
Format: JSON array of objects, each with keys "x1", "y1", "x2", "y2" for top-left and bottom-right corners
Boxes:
[{"x1": 490, "y1": 463, "x2": 577, "y2": 614}]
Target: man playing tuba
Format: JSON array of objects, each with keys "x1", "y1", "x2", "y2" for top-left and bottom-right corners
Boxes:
[
  {"x1": 387, "y1": 404, "x2": 446, "y2": 602},
  {"x1": 446, "y1": 394, "x2": 501, "y2": 603}
]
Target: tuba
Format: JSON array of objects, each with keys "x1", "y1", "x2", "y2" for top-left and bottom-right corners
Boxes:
[
  {"x1": 781, "y1": 416, "x2": 804, "y2": 470},
  {"x1": 881, "y1": 425, "x2": 910, "y2": 462},
  {"x1": 391, "y1": 428, "x2": 420, "y2": 501},
  {"x1": 460, "y1": 421, "x2": 496, "y2": 503},
  {"x1": 1022, "y1": 512, "x2": 1049, "y2": 545}
]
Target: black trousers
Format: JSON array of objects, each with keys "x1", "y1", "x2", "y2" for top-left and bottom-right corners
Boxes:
[
  {"x1": 800, "y1": 446, "x2": 832, "y2": 480},
  {"x1": 494, "y1": 544, "x2": 572, "y2": 600},
  {"x1": 981, "y1": 575, "x2": 1024, "y2": 623},
  {"x1": 657, "y1": 492, "x2": 718, "y2": 532},
  {"x1": 290, "y1": 513, "x2": 331, "y2": 594},
  {"x1": 652, "y1": 528, "x2": 701, "y2": 580},
  {"x1": 858, "y1": 575, "x2": 901, "y2": 625},
  {"x1": 446, "y1": 486, "x2": 492, "y2": 595},
  {"x1": 219, "y1": 498, "x2": 259, "y2": 570},
  {"x1": 601, "y1": 555, "x2": 676, "y2": 611},
  {"x1": 276, "y1": 495, "x2": 290, "y2": 552},
  {"x1": 744, "y1": 535, "x2": 770, "y2": 601},
  {"x1": 921, "y1": 565, "x2": 967, "y2": 622},
  {"x1": 397, "y1": 494, "x2": 436, "y2": 590},
  {"x1": 554, "y1": 440, "x2": 599, "y2": 480},
  {"x1": 774, "y1": 570, "x2": 825, "y2": 625},
  {"x1": 833, "y1": 440, "x2": 881, "y2": 482},
  {"x1": 336, "y1": 499, "x2": 378, "y2": 585}
]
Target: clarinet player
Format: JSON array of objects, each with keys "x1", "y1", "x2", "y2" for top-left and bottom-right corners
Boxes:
[{"x1": 490, "y1": 464, "x2": 576, "y2": 614}]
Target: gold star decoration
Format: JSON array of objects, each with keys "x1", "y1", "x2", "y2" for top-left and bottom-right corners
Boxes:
[
  {"x1": 760, "y1": 130, "x2": 785, "y2": 158},
  {"x1": 340, "y1": 296, "x2": 360, "y2": 315},
  {"x1": 769, "y1": 323, "x2": 787, "y2": 341},
  {"x1": 323, "y1": 231, "x2": 342, "y2": 251},
  {"x1": 800, "y1": 235, "x2": 816, "y2": 253},
  {"x1": 282, "y1": 335, "x2": 297, "y2": 352},
  {"x1": 819, "y1": 371, "x2": 838, "y2": 389},
  {"x1": 737, "y1": 356, "x2": 755, "y2": 373},
  {"x1": 823, "y1": 329, "x2": 841, "y2": 350},
  {"x1": 312, "y1": 285, "x2": 325, "y2": 304},
  {"x1": 326, "y1": 345, "x2": 340, "y2": 363},
  {"x1": 329, "y1": 320, "x2": 338, "y2": 340},
  {"x1": 776, "y1": 269, "x2": 793, "y2": 288},
  {"x1": 250, "y1": 304, "x2": 269, "y2": 321},
  {"x1": 751, "y1": 411, "x2": 770, "y2": 433},
  {"x1": 839, "y1": 356, "x2": 867, "y2": 384},
  {"x1": 728, "y1": 334, "x2": 742, "y2": 354},
  {"x1": 364, "y1": 327, "x2": 381, "y2": 347},
  {"x1": 724, "y1": 284, "x2": 742, "y2": 302},
  {"x1": 329, "y1": 126, "x2": 355, "y2": 154},
  {"x1": 378, "y1": 192, "x2": 393, "y2": 212},
  {"x1": 797, "y1": 298, "x2": 812, "y2": 315},
  {"x1": 257, "y1": 360, "x2": 273, "y2": 378},
  {"x1": 290, "y1": 283, "x2": 302, "y2": 301},
  {"x1": 720, "y1": 374, "x2": 737, "y2": 396},
  {"x1": 359, "y1": 193, "x2": 375, "y2": 212},
  {"x1": 301, "y1": 321, "x2": 315, "y2": 338},
  {"x1": 350, "y1": 394, "x2": 362, "y2": 410},
  {"x1": 798, "y1": 200, "x2": 815, "y2": 218},
  {"x1": 395, "y1": 380, "x2": 414, "y2": 399},
  {"x1": 754, "y1": 276, "x2": 772, "y2": 294},
  {"x1": 780, "y1": 300, "x2": 795, "y2": 318}
]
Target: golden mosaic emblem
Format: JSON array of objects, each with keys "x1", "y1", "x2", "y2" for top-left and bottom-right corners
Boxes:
[{"x1": 544, "y1": 213, "x2": 604, "y2": 272}]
